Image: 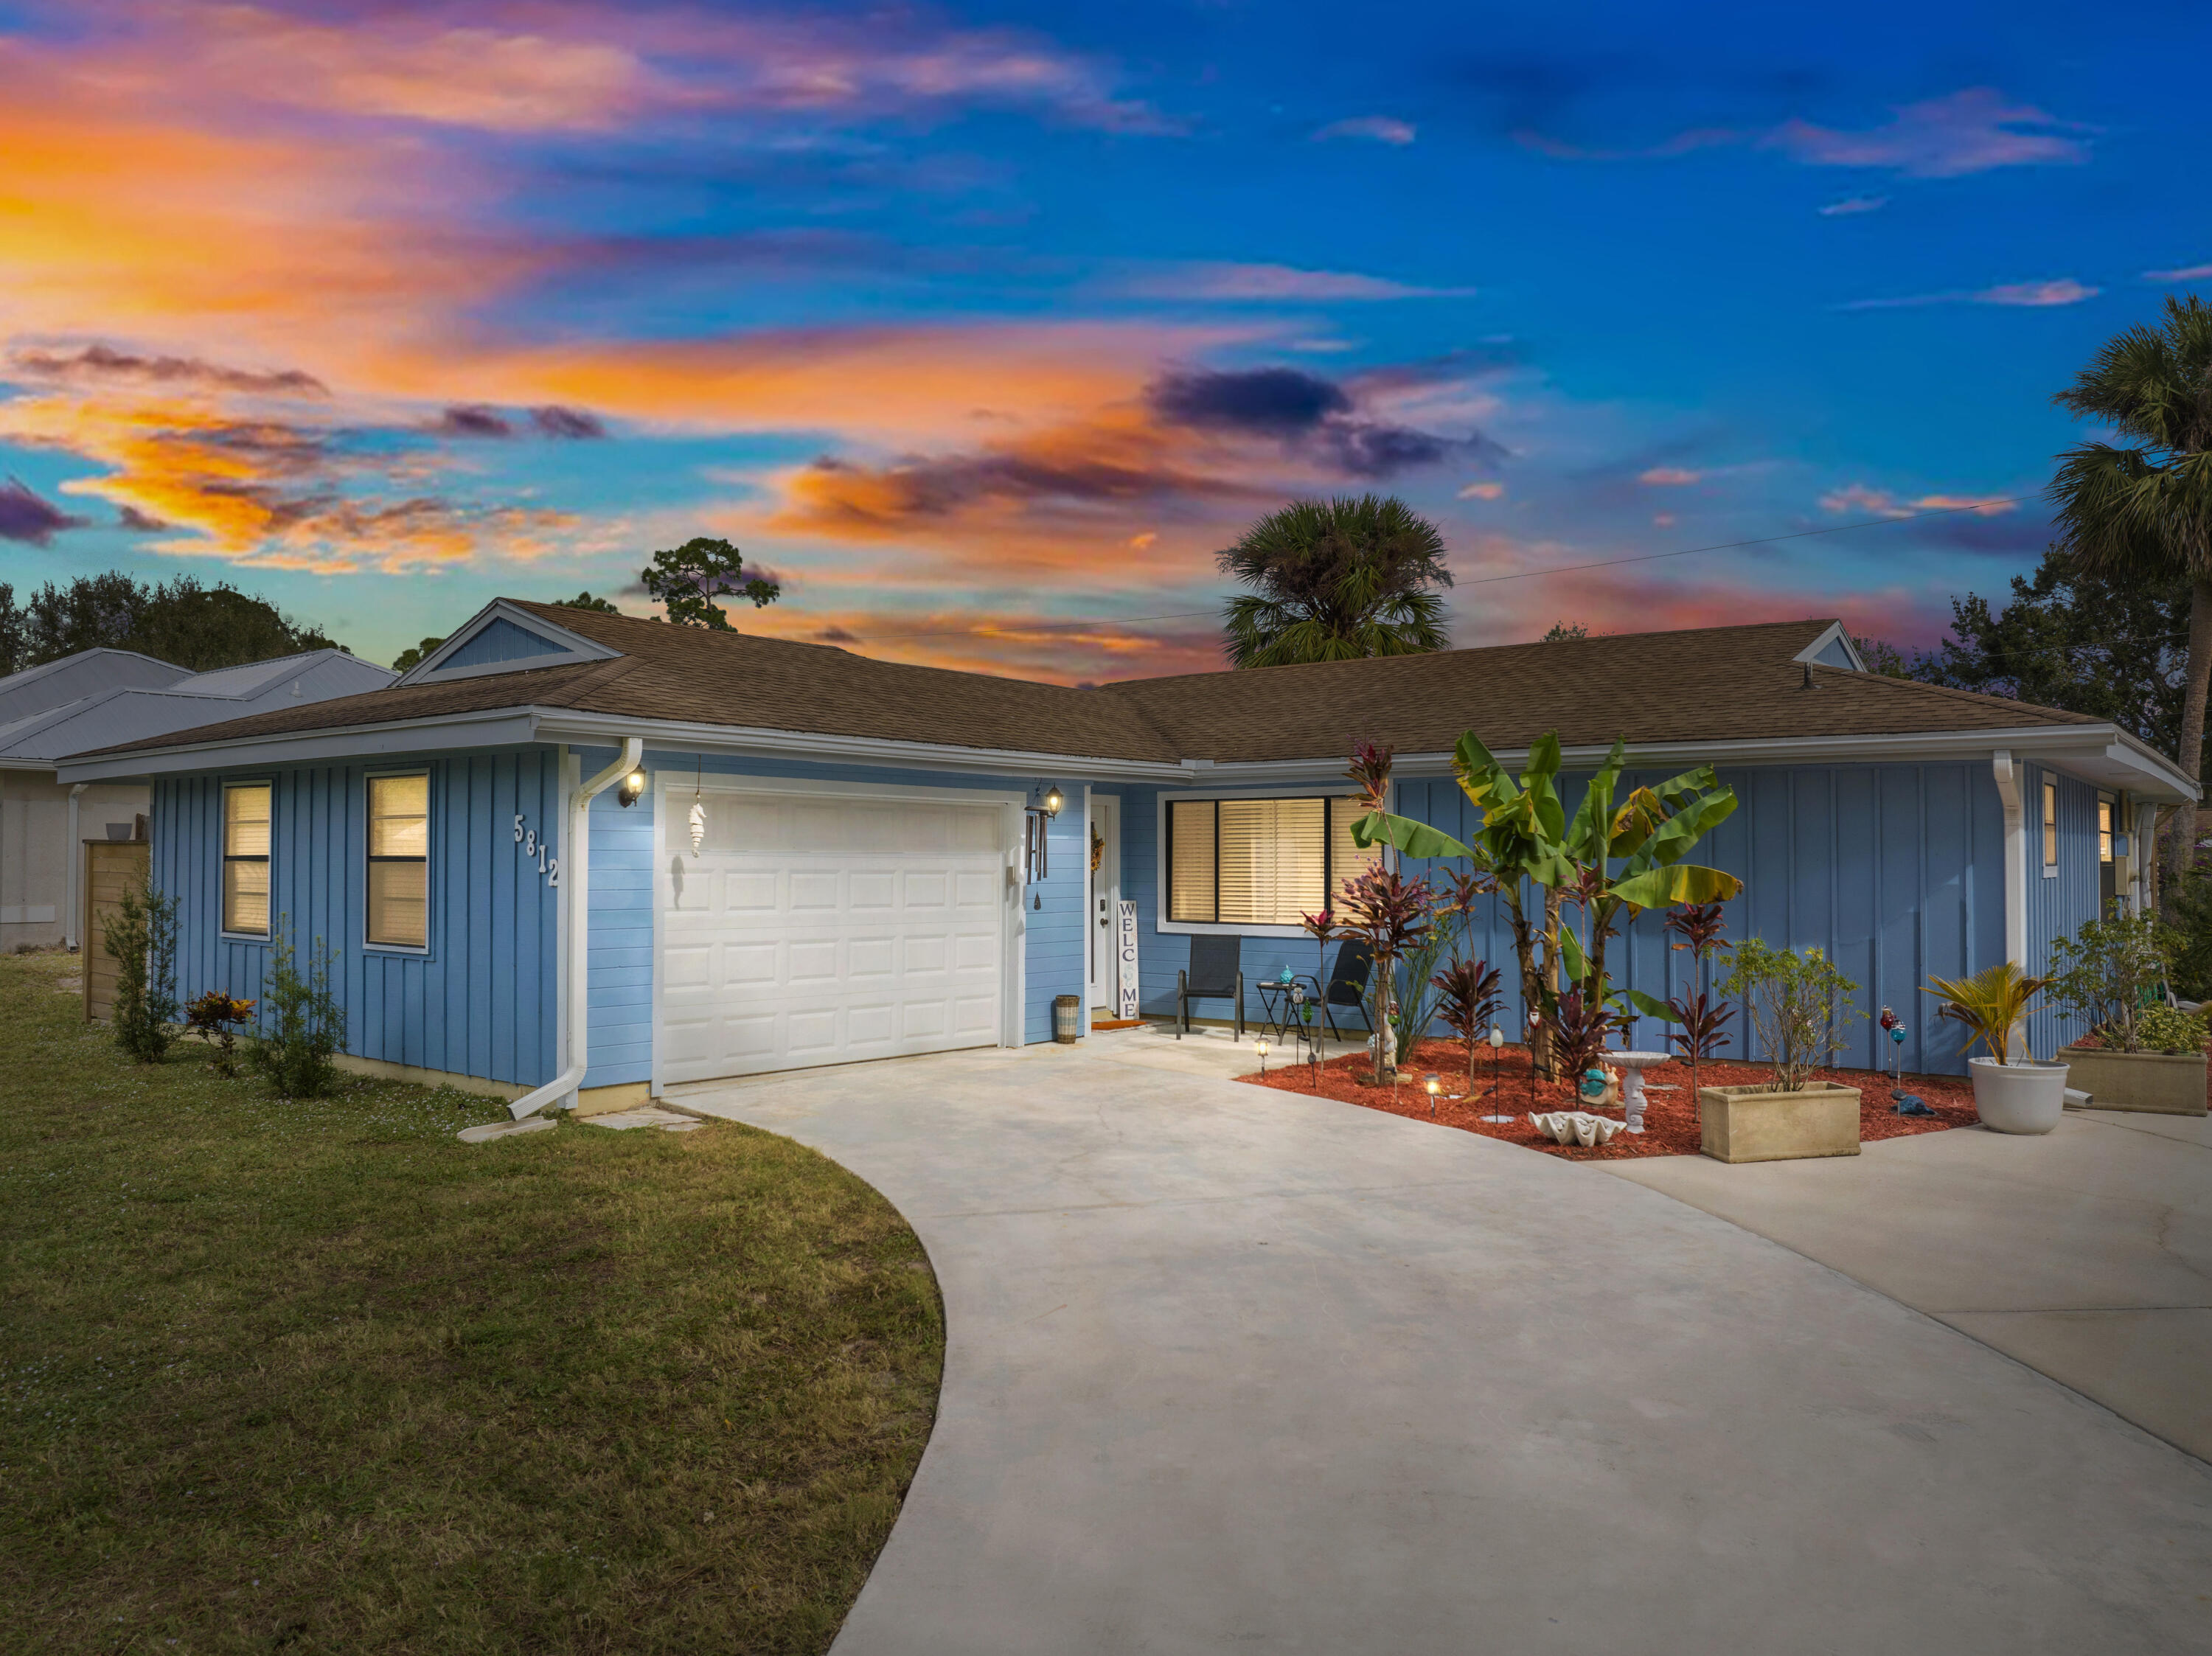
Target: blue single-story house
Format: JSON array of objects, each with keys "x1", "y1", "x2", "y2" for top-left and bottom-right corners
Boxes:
[{"x1": 58, "y1": 600, "x2": 2194, "y2": 1112}]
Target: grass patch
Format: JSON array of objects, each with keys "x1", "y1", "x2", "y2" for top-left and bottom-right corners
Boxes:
[{"x1": 0, "y1": 953, "x2": 942, "y2": 1652}]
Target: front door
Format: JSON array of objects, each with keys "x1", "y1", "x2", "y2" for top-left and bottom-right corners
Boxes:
[{"x1": 1088, "y1": 793, "x2": 1120, "y2": 1016}]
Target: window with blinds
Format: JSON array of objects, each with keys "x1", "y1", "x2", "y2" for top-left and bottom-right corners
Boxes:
[
  {"x1": 366, "y1": 773, "x2": 431, "y2": 948},
  {"x1": 221, "y1": 782, "x2": 271, "y2": 937},
  {"x1": 1166, "y1": 796, "x2": 1382, "y2": 925}
]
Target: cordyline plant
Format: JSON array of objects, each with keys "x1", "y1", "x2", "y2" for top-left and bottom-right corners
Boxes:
[
  {"x1": 1335, "y1": 866, "x2": 1436, "y2": 1082},
  {"x1": 1431, "y1": 956, "x2": 1503, "y2": 1095},
  {"x1": 1663, "y1": 901, "x2": 1735, "y2": 1102},
  {"x1": 1551, "y1": 987, "x2": 1627, "y2": 1088},
  {"x1": 1351, "y1": 731, "x2": 1742, "y2": 1077}
]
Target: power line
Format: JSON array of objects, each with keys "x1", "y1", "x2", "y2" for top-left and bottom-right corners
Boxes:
[{"x1": 842, "y1": 495, "x2": 2034, "y2": 644}]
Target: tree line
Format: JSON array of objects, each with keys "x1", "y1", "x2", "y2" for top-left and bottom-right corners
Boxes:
[{"x1": 0, "y1": 573, "x2": 344, "y2": 677}]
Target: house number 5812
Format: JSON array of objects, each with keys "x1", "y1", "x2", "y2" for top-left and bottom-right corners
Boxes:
[{"x1": 513, "y1": 814, "x2": 560, "y2": 886}]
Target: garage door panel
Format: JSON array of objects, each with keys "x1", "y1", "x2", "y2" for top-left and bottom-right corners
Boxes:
[{"x1": 660, "y1": 787, "x2": 1010, "y2": 1084}]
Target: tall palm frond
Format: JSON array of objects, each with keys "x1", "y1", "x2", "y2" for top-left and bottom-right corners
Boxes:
[
  {"x1": 2048, "y1": 294, "x2": 2212, "y2": 892},
  {"x1": 1217, "y1": 494, "x2": 1453, "y2": 667}
]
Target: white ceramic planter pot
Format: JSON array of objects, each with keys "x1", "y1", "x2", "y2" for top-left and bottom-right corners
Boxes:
[{"x1": 1968, "y1": 1057, "x2": 2069, "y2": 1135}]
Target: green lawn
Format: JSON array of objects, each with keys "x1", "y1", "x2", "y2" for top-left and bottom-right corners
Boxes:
[{"x1": 0, "y1": 953, "x2": 943, "y2": 1653}]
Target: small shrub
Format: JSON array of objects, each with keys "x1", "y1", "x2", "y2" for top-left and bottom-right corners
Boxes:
[
  {"x1": 1719, "y1": 939, "x2": 1861, "y2": 1091},
  {"x1": 248, "y1": 917, "x2": 347, "y2": 1097},
  {"x1": 100, "y1": 880, "x2": 179, "y2": 1063},
  {"x1": 2132, "y1": 1003, "x2": 2208, "y2": 1056},
  {"x1": 2046, "y1": 903, "x2": 2173, "y2": 1053},
  {"x1": 184, "y1": 989, "x2": 257, "y2": 1076}
]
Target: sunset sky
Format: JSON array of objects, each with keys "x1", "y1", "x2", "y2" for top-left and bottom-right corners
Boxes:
[{"x1": 1, "y1": 0, "x2": 2207, "y2": 681}]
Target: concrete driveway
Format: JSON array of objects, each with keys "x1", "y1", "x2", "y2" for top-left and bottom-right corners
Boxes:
[
  {"x1": 677, "y1": 1031, "x2": 2211, "y2": 1655},
  {"x1": 1604, "y1": 1105, "x2": 2212, "y2": 1464}
]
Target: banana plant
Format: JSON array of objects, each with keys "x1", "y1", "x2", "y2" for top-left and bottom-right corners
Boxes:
[{"x1": 1349, "y1": 731, "x2": 1743, "y2": 1076}]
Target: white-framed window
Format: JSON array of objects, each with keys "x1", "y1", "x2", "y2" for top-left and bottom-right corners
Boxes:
[
  {"x1": 2098, "y1": 794, "x2": 2114, "y2": 863},
  {"x1": 1163, "y1": 795, "x2": 1380, "y2": 929},
  {"x1": 2042, "y1": 778, "x2": 2059, "y2": 874},
  {"x1": 221, "y1": 781, "x2": 271, "y2": 938},
  {"x1": 366, "y1": 772, "x2": 430, "y2": 950}
]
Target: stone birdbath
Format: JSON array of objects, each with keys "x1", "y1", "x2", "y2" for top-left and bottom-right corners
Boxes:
[{"x1": 1604, "y1": 1050, "x2": 1672, "y2": 1133}]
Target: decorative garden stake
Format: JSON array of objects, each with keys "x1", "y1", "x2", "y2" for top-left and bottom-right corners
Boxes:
[{"x1": 1481, "y1": 1025, "x2": 1512, "y2": 1123}]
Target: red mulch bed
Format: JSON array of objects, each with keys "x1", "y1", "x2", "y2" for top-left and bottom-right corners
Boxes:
[{"x1": 1235, "y1": 1039, "x2": 1980, "y2": 1161}]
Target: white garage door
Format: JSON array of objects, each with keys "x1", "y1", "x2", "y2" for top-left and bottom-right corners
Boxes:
[{"x1": 658, "y1": 785, "x2": 1009, "y2": 1083}]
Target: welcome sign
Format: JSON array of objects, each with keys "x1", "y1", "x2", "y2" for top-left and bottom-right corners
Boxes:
[{"x1": 1116, "y1": 900, "x2": 1139, "y2": 1020}]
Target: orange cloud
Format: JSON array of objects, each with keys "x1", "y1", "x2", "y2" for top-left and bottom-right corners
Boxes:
[{"x1": 1818, "y1": 483, "x2": 2016, "y2": 518}]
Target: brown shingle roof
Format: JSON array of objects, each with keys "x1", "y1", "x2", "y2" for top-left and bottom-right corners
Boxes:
[
  {"x1": 81, "y1": 605, "x2": 2106, "y2": 767},
  {"x1": 1098, "y1": 617, "x2": 2101, "y2": 762}
]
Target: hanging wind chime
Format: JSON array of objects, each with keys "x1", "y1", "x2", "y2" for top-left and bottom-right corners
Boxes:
[{"x1": 689, "y1": 755, "x2": 706, "y2": 855}]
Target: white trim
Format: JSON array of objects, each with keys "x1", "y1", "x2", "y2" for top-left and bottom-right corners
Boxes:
[
  {"x1": 1992, "y1": 751, "x2": 2025, "y2": 965},
  {"x1": 671, "y1": 773, "x2": 1027, "y2": 810},
  {"x1": 58, "y1": 709, "x2": 541, "y2": 781},
  {"x1": 648, "y1": 760, "x2": 664, "y2": 1097},
  {"x1": 1791, "y1": 622, "x2": 1868, "y2": 672},
  {"x1": 538, "y1": 709, "x2": 1189, "y2": 781},
  {"x1": 218, "y1": 776, "x2": 275, "y2": 942},
  {"x1": 396, "y1": 599, "x2": 621, "y2": 686},
  {"x1": 63, "y1": 782, "x2": 87, "y2": 950}
]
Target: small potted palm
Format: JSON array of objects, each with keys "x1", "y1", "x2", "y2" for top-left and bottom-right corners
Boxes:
[{"x1": 1924, "y1": 961, "x2": 2066, "y2": 1134}]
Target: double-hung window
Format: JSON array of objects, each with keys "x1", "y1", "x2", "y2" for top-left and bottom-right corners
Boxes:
[
  {"x1": 221, "y1": 782, "x2": 271, "y2": 937},
  {"x1": 2042, "y1": 778, "x2": 2059, "y2": 874},
  {"x1": 366, "y1": 773, "x2": 430, "y2": 949},
  {"x1": 1165, "y1": 796, "x2": 1380, "y2": 927}
]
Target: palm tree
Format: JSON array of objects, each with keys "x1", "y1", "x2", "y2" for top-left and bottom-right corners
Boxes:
[
  {"x1": 2049, "y1": 295, "x2": 2212, "y2": 892},
  {"x1": 1218, "y1": 495, "x2": 1453, "y2": 668}
]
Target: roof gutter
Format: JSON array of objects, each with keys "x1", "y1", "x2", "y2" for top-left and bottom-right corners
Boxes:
[{"x1": 506, "y1": 736, "x2": 643, "y2": 1121}]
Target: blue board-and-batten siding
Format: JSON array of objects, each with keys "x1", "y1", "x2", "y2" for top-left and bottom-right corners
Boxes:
[
  {"x1": 2022, "y1": 762, "x2": 2106, "y2": 1057},
  {"x1": 153, "y1": 752, "x2": 562, "y2": 1088},
  {"x1": 440, "y1": 618, "x2": 566, "y2": 670},
  {"x1": 1113, "y1": 760, "x2": 2025, "y2": 1076}
]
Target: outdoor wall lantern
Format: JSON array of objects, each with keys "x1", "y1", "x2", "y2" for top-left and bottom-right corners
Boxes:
[
  {"x1": 617, "y1": 767, "x2": 647, "y2": 808},
  {"x1": 1041, "y1": 783, "x2": 1065, "y2": 818}
]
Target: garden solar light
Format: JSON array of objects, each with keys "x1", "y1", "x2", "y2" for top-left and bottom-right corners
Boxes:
[
  {"x1": 618, "y1": 766, "x2": 647, "y2": 807},
  {"x1": 1425, "y1": 1071, "x2": 1440, "y2": 1117},
  {"x1": 1256, "y1": 1036, "x2": 1270, "y2": 1074}
]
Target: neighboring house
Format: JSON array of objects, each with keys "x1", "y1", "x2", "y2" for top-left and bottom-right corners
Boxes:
[
  {"x1": 1, "y1": 648, "x2": 395, "y2": 949},
  {"x1": 58, "y1": 602, "x2": 2193, "y2": 1109}
]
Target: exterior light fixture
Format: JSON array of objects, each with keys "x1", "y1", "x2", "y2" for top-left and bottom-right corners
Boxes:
[
  {"x1": 1425, "y1": 1071, "x2": 1441, "y2": 1118},
  {"x1": 1042, "y1": 783, "x2": 1065, "y2": 818},
  {"x1": 1256, "y1": 1036, "x2": 1270, "y2": 1074},
  {"x1": 617, "y1": 767, "x2": 647, "y2": 808}
]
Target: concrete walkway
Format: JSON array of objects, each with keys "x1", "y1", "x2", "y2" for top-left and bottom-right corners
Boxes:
[
  {"x1": 675, "y1": 1031, "x2": 2211, "y2": 1655},
  {"x1": 1602, "y1": 1105, "x2": 2212, "y2": 1463}
]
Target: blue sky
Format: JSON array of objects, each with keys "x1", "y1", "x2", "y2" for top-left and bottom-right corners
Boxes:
[{"x1": 1, "y1": 0, "x2": 2206, "y2": 678}]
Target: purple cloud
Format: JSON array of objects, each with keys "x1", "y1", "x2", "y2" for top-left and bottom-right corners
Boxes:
[
  {"x1": 530, "y1": 405, "x2": 607, "y2": 439},
  {"x1": 431, "y1": 404, "x2": 515, "y2": 437},
  {"x1": 7, "y1": 344, "x2": 326, "y2": 396},
  {"x1": 1764, "y1": 88, "x2": 2091, "y2": 178},
  {"x1": 1313, "y1": 116, "x2": 1416, "y2": 145},
  {"x1": 0, "y1": 477, "x2": 87, "y2": 546}
]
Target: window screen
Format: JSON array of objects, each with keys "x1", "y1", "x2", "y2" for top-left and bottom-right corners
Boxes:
[
  {"x1": 1166, "y1": 795, "x2": 1375, "y2": 925},
  {"x1": 367, "y1": 773, "x2": 430, "y2": 948},
  {"x1": 222, "y1": 782, "x2": 271, "y2": 936},
  {"x1": 2042, "y1": 779, "x2": 2058, "y2": 869}
]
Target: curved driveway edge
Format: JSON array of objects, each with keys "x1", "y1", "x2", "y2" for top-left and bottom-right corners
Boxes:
[{"x1": 680, "y1": 1041, "x2": 2212, "y2": 1655}]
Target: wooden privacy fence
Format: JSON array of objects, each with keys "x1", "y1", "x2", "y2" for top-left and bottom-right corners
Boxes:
[{"x1": 83, "y1": 839, "x2": 150, "y2": 1023}]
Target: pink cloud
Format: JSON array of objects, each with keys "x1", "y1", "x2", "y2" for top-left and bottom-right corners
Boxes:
[
  {"x1": 1637, "y1": 467, "x2": 1701, "y2": 486},
  {"x1": 1839, "y1": 277, "x2": 2100, "y2": 311},
  {"x1": 1763, "y1": 88, "x2": 2091, "y2": 178},
  {"x1": 2145, "y1": 262, "x2": 2212, "y2": 283},
  {"x1": 1116, "y1": 262, "x2": 1474, "y2": 302},
  {"x1": 1457, "y1": 481, "x2": 1505, "y2": 501},
  {"x1": 1818, "y1": 484, "x2": 2015, "y2": 519},
  {"x1": 1818, "y1": 195, "x2": 1889, "y2": 216},
  {"x1": 1314, "y1": 116, "x2": 1416, "y2": 145}
]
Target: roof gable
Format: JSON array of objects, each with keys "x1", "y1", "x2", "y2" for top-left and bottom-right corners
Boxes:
[{"x1": 397, "y1": 602, "x2": 623, "y2": 687}]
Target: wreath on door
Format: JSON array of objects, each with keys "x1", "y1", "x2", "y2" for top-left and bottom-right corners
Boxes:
[{"x1": 1091, "y1": 826, "x2": 1105, "y2": 872}]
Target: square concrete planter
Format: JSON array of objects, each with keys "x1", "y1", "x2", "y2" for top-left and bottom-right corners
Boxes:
[
  {"x1": 2061, "y1": 1046, "x2": 2208, "y2": 1116},
  {"x1": 1697, "y1": 1082, "x2": 1863, "y2": 1163}
]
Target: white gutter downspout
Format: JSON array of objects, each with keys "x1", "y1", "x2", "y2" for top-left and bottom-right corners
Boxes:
[
  {"x1": 1992, "y1": 751, "x2": 2026, "y2": 965},
  {"x1": 508, "y1": 737, "x2": 643, "y2": 1120},
  {"x1": 64, "y1": 782, "x2": 88, "y2": 950}
]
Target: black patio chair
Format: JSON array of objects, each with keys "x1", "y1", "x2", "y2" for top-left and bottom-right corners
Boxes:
[
  {"x1": 1176, "y1": 935, "x2": 1245, "y2": 1039},
  {"x1": 1318, "y1": 939, "x2": 1374, "y2": 1044}
]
